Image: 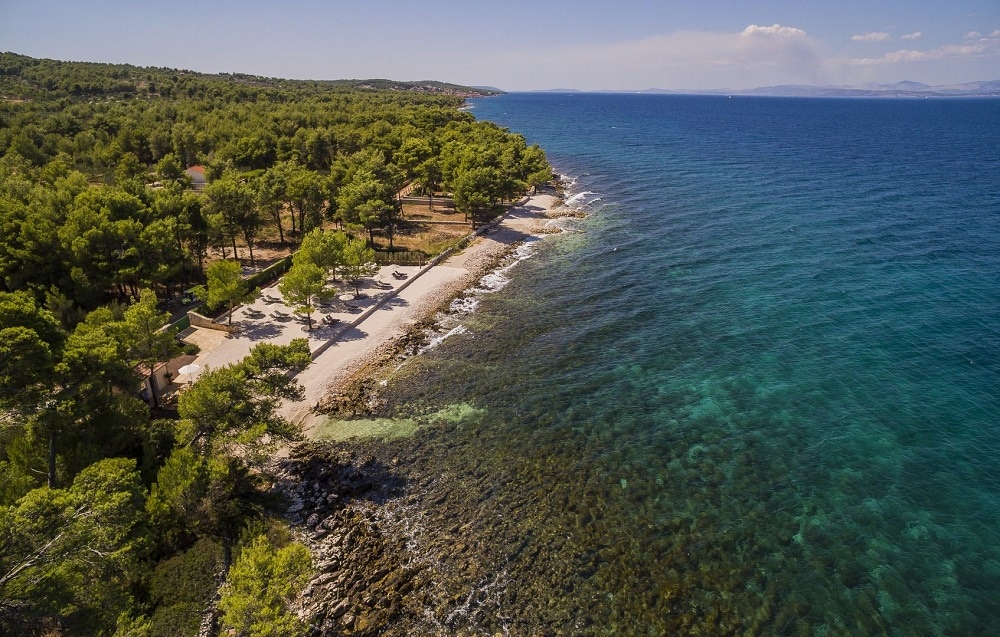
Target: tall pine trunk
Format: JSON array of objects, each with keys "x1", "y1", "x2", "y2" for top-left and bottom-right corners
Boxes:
[
  {"x1": 274, "y1": 208, "x2": 285, "y2": 244},
  {"x1": 48, "y1": 426, "x2": 57, "y2": 488}
]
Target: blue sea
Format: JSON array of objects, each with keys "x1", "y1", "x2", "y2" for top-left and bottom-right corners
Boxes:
[{"x1": 377, "y1": 94, "x2": 1000, "y2": 634}]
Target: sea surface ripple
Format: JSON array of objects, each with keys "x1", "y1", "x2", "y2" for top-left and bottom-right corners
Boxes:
[{"x1": 381, "y1": 94, "x2": 1000, "y2": 634}]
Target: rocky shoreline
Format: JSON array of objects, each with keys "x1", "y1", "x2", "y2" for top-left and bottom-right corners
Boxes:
[
  {"x1": 273, "y1": 424, "x2": 590, "y2": 636},
  {"x1": 276, "y1": 191, "x2": 596, "y2": 635},
  {"x1": 272, "y1": 445, "x2": 419, "y2": 636}
]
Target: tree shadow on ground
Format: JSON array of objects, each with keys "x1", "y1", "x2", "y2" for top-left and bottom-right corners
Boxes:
[
  {"x1": 241, "y1": 322, "x2": 285, "y2": 341},
  {"x1": 299, "y1": 320, "x2": 342, "y2": 336},
  {"x1": 332, "y1": 326, "x2": 368, "y2": 343},
  {"x1": 520, "y1": 204, "x2": 546, "y2": 213},
  {"x1": 379, "y1": 296, "x2": 409, "y2": 310}
]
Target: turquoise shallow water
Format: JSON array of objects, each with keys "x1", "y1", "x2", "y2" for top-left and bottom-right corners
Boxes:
[{"x1": 382, "y1": 94, "x2": 1000, "y2": 634}]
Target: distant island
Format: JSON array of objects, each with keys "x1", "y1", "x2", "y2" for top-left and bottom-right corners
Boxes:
[
  {"x1": 0, "y1": 51, "x2": 502, "y2": 99},
  {"x1": 527, "y1": 80, "x2": 1000, "y2": 98}
]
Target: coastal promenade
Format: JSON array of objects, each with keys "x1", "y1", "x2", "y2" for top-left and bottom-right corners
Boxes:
[{"x1": 174, "y1": 192, "x2": 562, "y2": 432}]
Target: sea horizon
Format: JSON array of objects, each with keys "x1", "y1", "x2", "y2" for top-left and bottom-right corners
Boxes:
[{"x1": 492, "y1": 77, "x2": 1000, "y2": 98}]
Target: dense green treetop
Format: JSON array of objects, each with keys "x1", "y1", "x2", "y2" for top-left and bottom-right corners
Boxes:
[
  {"x1": 218, "y1": 531, "x2": 312, "y2": 637},
  {"x1": 0, "y1": 52, "x2": 548, "y2": 635},
  {"x1": 0, "y1": 53, "x2": 549, "y2": 315},
  {"x1": 195, "y1": 259, "x2": 255, "y2": 325},
  {"x1": 279, "y1": 258, "x2": 329, "y2": 330}
]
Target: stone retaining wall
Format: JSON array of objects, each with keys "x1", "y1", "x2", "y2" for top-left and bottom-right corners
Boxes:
[{"x1": 187, "y1": 310, "x2": 239, "y2": 333}]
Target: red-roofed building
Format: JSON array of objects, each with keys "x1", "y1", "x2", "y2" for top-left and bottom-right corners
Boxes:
[{"x1": 184, "y1": 165, "x2": 206, "y2": 190}]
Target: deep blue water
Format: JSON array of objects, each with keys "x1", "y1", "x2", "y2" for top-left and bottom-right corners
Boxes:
[{"x1": 388, "y1": 94, "x2": 1000, "y2": 634}]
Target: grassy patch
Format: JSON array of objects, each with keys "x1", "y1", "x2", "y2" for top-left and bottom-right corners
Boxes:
[{"x1": 312, "y1": 402, "x2": 485, "y2": 442}]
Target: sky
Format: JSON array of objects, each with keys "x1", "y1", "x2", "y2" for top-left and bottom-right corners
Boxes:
[{"x1": 1, "y1": 0, "x2": 998, "y2": 91}]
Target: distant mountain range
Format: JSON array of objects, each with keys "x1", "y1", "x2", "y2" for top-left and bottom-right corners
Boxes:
[
  {"x1": 528, "y1": 80, "x2": 1000, "y2": 98},
  {"x1": 699, "y1": 80, "x2": 1000, "y2": 98}
]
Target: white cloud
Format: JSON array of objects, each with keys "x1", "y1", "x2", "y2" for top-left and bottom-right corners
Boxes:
[
  {"x1": 852, "y1": 32, "x2": 891, "y2": 42},
  {"x1": 436, "y1": 23, "x2": 994, "y2": 91},
  {"x1": 849, "y1": 37, "x2": 1000, "y2": 66},
  {"x1": 964, "y1": 31, "x2": 982, "y2": 40},
  {"x1": 901, "y1": 32, "x2": 923, "y2": 40},
  {"x1": 466, "y1": 24, "x2": 820, "y2": 90},
  {"x1": 742, "y1": 24, "x2": 807, "y2": 38},
  {"x1": 991, "y1": 30, "x2": 1000, "y2": 38}
]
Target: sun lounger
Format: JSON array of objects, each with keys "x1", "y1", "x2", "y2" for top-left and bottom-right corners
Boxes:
[{"x1": 392, "y1": 270, "x2": 407, "y2": 280}]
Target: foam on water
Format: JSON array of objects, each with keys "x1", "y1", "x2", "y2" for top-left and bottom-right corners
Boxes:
[
  {"x1": 419, "y1": 324, "x2": 470, "y2": 353},
  {"x1": 544, "y1": 217, "x2": 582, "y2": 233},
  {"x1": 563, "y1": 190, "x2": 594, "y2": 206},
  {"x1": 408, "y1": 233, "x2": 552, "y2": 364},
  {"x1": 473, "y1": 271, "x2": 510, "y2": 294},
  {"x1": 448, "y1": 295, "x2": 480, "y2": 316}
]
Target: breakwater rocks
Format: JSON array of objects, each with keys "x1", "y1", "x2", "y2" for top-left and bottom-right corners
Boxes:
[
  {"x1": 545, "y1": 207, "x2": 587, "y2": 219},
  {"x1": 272, "y1": 445, "x2": 418, "y2": 635},
  {"x1": 275, "y1": 420, "x2": 613, "y2": 637},
  {"x1": 275, "y1": 441, "x2": 506, "y2": 636},
  {"x1": 273, "y1": 436, "x2": 575, "y2": 636}
]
